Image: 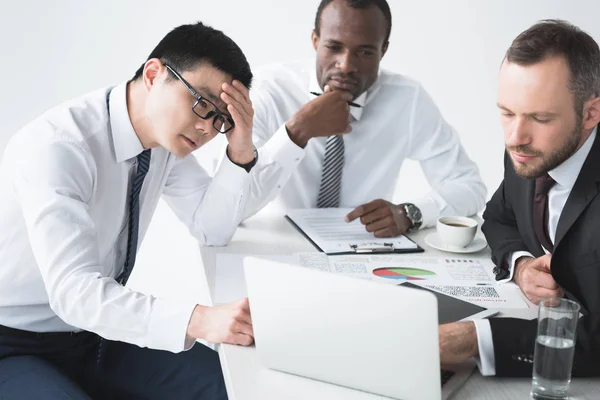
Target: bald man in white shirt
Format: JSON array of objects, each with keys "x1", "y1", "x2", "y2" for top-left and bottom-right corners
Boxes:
[
  {"x1": 242, "y1": 0, "x2": 486, "y2": 234},
  {"x1": 0, "y1": 22, "x2": 257, "y2": 399}
]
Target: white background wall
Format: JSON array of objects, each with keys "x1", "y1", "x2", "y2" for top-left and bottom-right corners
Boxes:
[
  {"x1": 2, "y1": 0, "x2": 600, "y2": 196},
  {"x1": 1, "y1": 1, "x2": 599, "y2": 300}
]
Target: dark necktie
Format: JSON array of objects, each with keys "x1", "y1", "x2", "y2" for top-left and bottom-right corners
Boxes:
[
  {"x1": 317, "y1": 135, "x2": 345, "y2": 208},
  {"x1": 97, "y1": 149, "x2": 151, "y2": 366},
  {"x1": 117, "y1": 149, "x2": 152, "y2": 285},
  {"x1": 533, "y1": 174, "x2": 556, "y2": 253}
]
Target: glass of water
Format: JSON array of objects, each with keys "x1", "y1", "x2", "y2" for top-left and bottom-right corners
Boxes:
[{"x1": 531, "y1": 297, "x2": 580, "y2": 399}]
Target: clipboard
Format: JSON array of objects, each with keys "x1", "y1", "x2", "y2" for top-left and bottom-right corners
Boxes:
[{"x1": 285, "y1": 215, "x2": 424, "y2": 255}]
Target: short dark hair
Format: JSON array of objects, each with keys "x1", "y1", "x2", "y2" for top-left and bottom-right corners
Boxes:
[
  {"x1": 506, "y1": 19, "x2": 600, "y2": 111},
  {"x1": 132, "y1": 22, "x2": 252, "y2": 88},
  {"x1": 314, "y1": 0, "x2": 392, "y2": 44}
]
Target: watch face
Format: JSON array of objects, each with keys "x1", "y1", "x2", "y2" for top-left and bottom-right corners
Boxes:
[
  {"x1": 413, "y1": 207, "x2": 422, "y2": 222},
  {"x1": 404, "y1": 204, "x2": 422, "y2": 226}
]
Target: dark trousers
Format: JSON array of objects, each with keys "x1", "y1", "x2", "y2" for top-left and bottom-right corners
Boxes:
[{"x1": 0, "y1": 326, "x2": 227, "y2": 399}]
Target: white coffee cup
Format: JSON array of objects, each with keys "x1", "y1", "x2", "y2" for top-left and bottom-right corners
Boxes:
[{"x1": 436, "y1": 216, "x2": 478, "y2": 248}]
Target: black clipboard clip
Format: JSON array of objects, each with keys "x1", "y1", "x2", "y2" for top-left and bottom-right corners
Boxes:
[{"x1": 349, "y1": 242, "x2": 395, "y2": 254}]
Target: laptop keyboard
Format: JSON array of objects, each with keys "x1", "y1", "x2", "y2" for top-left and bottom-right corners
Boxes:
[{"x1": 441, "y1": 369, "x2": 456, "y2": 386}]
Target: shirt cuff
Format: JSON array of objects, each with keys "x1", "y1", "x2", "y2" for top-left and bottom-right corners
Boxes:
[
  {"x1": 412, "y1": 197, "x2": 440, "y2": 229},
  {"x1": 473, "y1": 319, "x2": 496, "y2": 376},
  {"x1": 496, "y1": 251, "x2": 535, "y2": 284},
  {"x1": 213, "y1": 152, "x2": 251, "y2": 195},
  {"x1": 259, "y1": 124, "x2": 306, "y2": 169},
  {"x1": 147, "y1": 299, "x2": 198, "y2": 353}
]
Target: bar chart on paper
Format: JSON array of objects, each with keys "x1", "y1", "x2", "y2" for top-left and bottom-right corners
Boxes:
[{"x1": 372, "y1": 267, "x2": 436, "y2": 281}]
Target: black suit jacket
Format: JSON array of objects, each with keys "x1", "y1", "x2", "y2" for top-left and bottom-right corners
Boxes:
[{"x1": 481, "y1": 131, "x2": 600, "y2": 377}]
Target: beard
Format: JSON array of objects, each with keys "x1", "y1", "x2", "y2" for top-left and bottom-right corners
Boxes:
[{"x1": 508, "y1": 115, "x2": 583, "y2": 179}]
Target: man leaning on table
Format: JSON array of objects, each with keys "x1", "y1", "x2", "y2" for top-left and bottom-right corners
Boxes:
[
  {"x1": 238, "y1": 0, "x2": 486, "y2": 235},
  {"x1": 0, "y1": 22, "x2": 256, "y2": 399},
  {"x1": 440, "y1": 20, "x2": 600, "y2": 377}
]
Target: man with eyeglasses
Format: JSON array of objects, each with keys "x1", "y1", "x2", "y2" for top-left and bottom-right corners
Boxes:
[
  {"x1": 0, "y1": 22, "x2": 255, "y2": 399},
  {"x1": 243, "y1": 0, "x2": 486, "y2": 234}
]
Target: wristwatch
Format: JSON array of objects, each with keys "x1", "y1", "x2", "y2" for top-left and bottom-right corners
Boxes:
[
  {"x1": 401, "y1": 203, "x2": 423, "y2": 230},
  {"x1": 228, "y1": 145, "x2": 258, "y2": 173}
]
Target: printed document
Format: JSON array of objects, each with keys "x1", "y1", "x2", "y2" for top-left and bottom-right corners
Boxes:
[{"x1": 286, "y1": 208, "x2": 420, "y2": 254}]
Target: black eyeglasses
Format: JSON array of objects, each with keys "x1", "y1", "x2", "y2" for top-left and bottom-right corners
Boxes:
[{"x1": 164, "y1": 63, "x2": 234, "y2": 134}]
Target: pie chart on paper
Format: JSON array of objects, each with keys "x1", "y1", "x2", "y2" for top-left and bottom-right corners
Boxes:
[{"x1": 372, "y1": 267, "x2": 436, "y2": 281}]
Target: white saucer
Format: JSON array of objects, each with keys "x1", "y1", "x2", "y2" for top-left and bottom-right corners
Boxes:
[{"x1": 424, "y1": 233, "x2": 488, "y2": 254}]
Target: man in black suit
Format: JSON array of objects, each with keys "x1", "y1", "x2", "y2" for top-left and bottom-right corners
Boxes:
[{"x1": 438, "y1": 19, "x2": 600, "y2": 377}]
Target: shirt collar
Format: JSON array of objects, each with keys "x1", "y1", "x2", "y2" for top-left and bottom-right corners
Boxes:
[
  {"x1": 109, "y1": 82, "x2": 145, "y2": 163},
  {"x1": 307, "y1": 60, "x2": 375, "y2": 121},
  {"x1": 548, "y1": 126, "x2": 597, "y2": 189}
]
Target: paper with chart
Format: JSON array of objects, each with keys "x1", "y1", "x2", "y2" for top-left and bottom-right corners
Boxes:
[
  {"x1": 286, "y1": 208, "x2": 420, "y2": 254},
  {"x1": 213, "y1": 251, "x2": 529, "y2": 309},
  {"x1": 294, "y1": 252, "x2": 529, "y2": 309}
]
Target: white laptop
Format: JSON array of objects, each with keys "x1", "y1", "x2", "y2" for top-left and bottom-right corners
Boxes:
[{"x1": 243, "y1": 257, "x2": 475, "y2": 400}]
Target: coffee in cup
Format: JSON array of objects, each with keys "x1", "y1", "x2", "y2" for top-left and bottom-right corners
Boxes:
[{"x1": 436, "y1": 216, "x2": 478, "y2": 248}]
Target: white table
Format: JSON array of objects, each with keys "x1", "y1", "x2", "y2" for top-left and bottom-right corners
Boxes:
[{"x1": 200, "y1": 212, "x2": 600, "y2": 399}]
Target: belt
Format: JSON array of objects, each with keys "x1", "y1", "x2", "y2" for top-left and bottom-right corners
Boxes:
[{"x1": 0, "y1": 324, "x2": 84, "y2": 339}]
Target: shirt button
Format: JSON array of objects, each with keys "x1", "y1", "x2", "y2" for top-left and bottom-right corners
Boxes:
[{"x1": 295, "y1": 158, "x2": 300, "y2": 162}]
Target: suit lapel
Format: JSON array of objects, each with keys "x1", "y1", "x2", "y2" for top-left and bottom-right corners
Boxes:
[
  {"x1": 555, "y1": 131, "x2": 600, "y2": 248},
  {"x1": 508, "y1": 152, "x2": 544, "y2": 255}
]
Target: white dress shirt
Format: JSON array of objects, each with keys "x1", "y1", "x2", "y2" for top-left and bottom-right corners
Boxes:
[
  {"x1": 242, "y1": 60, "x2": 487, "y2": 227},
  {"x1": 475, "y1": 127, "x2": 597, "y2": 375},
  {"x1": 0, "y1": 82, "x2": 251, "y2": 353}
]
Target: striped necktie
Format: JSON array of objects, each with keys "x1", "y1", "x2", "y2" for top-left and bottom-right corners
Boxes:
[
  {"x1": 98, "y1": 148, "x2": 151, "y2": 366},
  {"x1": 117, "y1": 149, "x2": 151, "y2": 285},
  {"x1": 317, "y1": 135, "x2": 345, "y2": 208}
]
